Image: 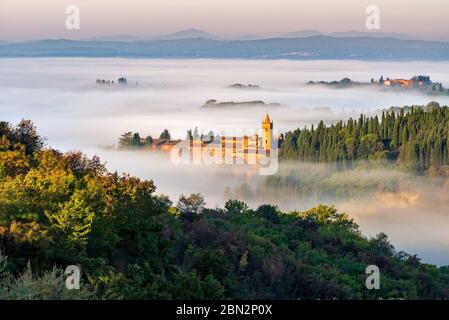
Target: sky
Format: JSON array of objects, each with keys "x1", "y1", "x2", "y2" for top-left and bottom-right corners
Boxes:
[{"x1": 1, "y1": 0, "x2": 449, "y2": 41}]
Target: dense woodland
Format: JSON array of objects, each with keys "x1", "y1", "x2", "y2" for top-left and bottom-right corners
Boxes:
[
  {"x1": 280, "y1": 102, "x2": 449, "y2": 173},
  {"x1": 1, "y1": 119, "x2": 449, "y2": 299}
]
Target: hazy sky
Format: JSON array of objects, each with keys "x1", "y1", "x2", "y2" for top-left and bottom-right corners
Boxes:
[{"x1": 1, "y1": 0, "x2": 449, "y2": 41}]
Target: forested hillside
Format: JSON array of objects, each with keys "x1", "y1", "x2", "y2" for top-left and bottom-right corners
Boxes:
[
  {"x1": 280, "y1": 103, "x2": 449, "y2": 173},
  {"x1": 1, "y1": 120, "x2": 449, "y2": 299}
]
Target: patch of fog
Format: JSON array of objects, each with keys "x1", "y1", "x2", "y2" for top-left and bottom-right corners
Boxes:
[
  {"x1": 84, "y1": 148, "x2": 264, "y2": 208},
  {"x1": 339, "y1": 185, "x2": 449, "y2": 266},
  {"x1": 1, "y1": 58, "x2": 449, "y2": 151},
  {"x1": 2, "y1": 58, "x2": 449, "y2": 265},
  {"x1": 82, "y1": 148, "x2": 449, "y2": 266}
]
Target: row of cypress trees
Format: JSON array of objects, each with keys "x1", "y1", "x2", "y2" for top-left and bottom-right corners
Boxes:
[{"x1": 280, "y1": 103, "x2": 449, "y2": 172}]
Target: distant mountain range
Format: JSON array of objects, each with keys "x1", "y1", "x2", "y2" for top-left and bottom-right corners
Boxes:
[
  {"x1": 279, "y1": 30, "x2": 413, "y2": 39},
  {"x1": 81, "y1": 29, "x2": 221, "y2": 42},
  {"x1": 77, "y1": 29, "x2": 422, "y2": 42},
  {"x1": 151, "y1": 29, "x2": 221, "y2": 41},
  {"x1": 1, "y1": 30, "x2": 448, "y2": 60}
]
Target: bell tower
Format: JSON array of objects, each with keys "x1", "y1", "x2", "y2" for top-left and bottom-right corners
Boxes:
[{"x1": 262, "y1": 113, "x2": 273, "y2": 156}]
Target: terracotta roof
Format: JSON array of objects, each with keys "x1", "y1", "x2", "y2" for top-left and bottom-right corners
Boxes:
[
  {"x1": 164, "y1": 140, "x2": 181, "y2": 146},
  {"x1": 152, "y1": 139, "x2": 169, "y2": 145}
]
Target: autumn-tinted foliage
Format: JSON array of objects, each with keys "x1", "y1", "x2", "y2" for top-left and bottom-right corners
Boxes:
[{"x1": 0, "y1": 120, "x2": 448, "y2": 299}]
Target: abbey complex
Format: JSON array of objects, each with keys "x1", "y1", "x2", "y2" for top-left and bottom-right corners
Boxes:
[{"x1": 118, "y1": 114, "x2": 275, "y2": 164}]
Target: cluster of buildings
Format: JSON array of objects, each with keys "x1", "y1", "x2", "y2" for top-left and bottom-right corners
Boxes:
[
  {"x1": 383, "y1": 79, "x2": 414, "y2": 87},
  {"x1": 382, "y1": 75, "x2": 432, "y2": 88},
  {"x1": 147, "y1": 114, "x2": 274, "y2": 164},
  {"x1": 144, "y1": 138, "x2": 181, "y2": 151}
]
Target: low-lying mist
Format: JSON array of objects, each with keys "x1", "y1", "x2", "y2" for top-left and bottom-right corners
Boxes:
[
  {"x1": 86, "y1": 147, "x2": 449, "y2": 266},
  {"x1": 2, "y1": 58, "x2": 449, "y2": 151},
  {"x1": 221, "y1": 161, "x2": 449, "y2": 266},
  {"x1": 2, "y1": 58, "x2": 449, "y2": 265}
]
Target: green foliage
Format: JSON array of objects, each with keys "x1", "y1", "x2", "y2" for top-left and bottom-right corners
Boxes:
[
  {"x1": 280, "y1": 105, "x2": 449, "y2": 172},
  {"x1": 145, "y1": 135, "x2": 153, "y2": 145},
  {"x1": 177, "y1": 193, "x2": 206, "y2": 216},
  {"x1": 256, "y1": 204, "x2": 281, "y2": 223},
  {"x1": 1, "y1": 120, "x2": 449, "y2": 300},
  {"x1": 0, "y1": 252, "x2": 7, "y2": 277},
  {"x1": 0, "y1": 264, "x2": 96, "y2": 300},
  {"x1": 159, "y1": 129, "x2": 171, "y2": 140},
  {"x1": 131, "y1": 133, "x2": 141, "y2": 147},
  {"x1": 118, "y1": 132, "x2": 133, "y2": 148},
  {"x1": 224, "y1": 199, "x2": 249, "y2": 215},
  {"x1": 0, "y1": 120, "x2": 43, "y2": 156},
  {"x1": 0, "y1": 252, "x2": 97, "y2": 300}
]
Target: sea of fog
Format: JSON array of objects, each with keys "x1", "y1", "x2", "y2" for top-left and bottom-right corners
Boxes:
[{"x1": 1, "y1": 58, "x2": 449, "y2": 265}]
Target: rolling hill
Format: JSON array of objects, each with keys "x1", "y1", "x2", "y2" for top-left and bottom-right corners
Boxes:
[{"x1": 0, "y1": 36, "x2": 448, "y2": 60}]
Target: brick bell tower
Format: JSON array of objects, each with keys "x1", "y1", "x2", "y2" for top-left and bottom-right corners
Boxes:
[{"x1": 262, "y1": 113, "x2": 273, "y2": 156}]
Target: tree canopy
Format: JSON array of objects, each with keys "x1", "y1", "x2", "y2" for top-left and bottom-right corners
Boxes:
[
  {"x1": 280, "y1": 105, "x2": 449, "y2": 173},
  {"x1": 1, "y1": 120, "x2": 448, "y2": 300}
]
